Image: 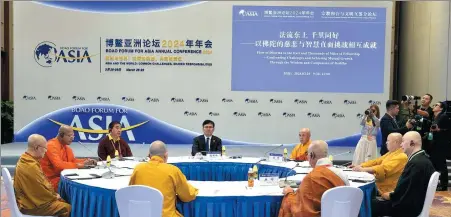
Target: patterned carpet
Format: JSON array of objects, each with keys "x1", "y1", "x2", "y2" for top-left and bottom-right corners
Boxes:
[{"x1": 1, "y1": 180, "x2": 450, "y2": 217}]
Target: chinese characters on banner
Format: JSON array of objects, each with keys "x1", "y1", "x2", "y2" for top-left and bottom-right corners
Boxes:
[
  {"x1": 102, "y1": 38, "x2": 213, "y2": 72},
  {"x1": 232, "y1": 6, "x2": 386, "y2": 93}
]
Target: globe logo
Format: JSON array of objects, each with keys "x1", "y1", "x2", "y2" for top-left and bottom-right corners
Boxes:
[{"x1": 34, "y1": 42, "x2": 57, "y2": 67}]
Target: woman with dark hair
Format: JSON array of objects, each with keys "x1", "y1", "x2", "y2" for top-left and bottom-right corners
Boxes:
[
  {"x1": 429, "y1": 101, "x2": 450, "y2": 191},
  {"x1": 352, "y1": 104, "x2": 381, "y2": 165},
  {"x1": 97, "y1": 121, "x2": 133, "y2": 160}
]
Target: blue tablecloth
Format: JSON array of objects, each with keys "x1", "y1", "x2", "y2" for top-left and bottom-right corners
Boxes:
[
  {"x1": 171, "y1": 162, "x2": 296, "y2": 181},
  {"x1": 59, "y1": 162, "x2": 375, "y2": 217}
]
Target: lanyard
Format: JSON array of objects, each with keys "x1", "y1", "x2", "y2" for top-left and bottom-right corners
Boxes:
[{"x1": 110, "y1": 139, "x2": 121, "y2": 156}]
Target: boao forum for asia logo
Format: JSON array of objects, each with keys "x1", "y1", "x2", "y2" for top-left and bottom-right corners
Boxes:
[
  {"x1": 14, "y1": 104, "x2": 199, "y2": 144},
  {"x1": 34, "y1": 41, "x2": 95, "y2": 67}
]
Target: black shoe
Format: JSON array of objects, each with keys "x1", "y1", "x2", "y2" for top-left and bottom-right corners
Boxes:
[{"x1": 436, "y1": 186, "x2": 448, "y2": 191}]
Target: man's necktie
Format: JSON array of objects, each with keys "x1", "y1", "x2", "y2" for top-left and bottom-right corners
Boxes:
[
  {"x1": 206, "y1": 138, "x2": 210, "y2": 152},
  {"x1": 394, "y1": 118, "x2": 399, "y2": 128}
]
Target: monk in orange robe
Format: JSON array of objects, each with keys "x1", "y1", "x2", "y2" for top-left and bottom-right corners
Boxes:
[
  {"x1": 14, "y1": 134, "x2": 71, "y2": 217},
  {"x1": 290, "y1": 128, "x2": 311, "y2": 161},
  {"x1": 40, "y1": 125, "x2": 97, "y2": 191},
  {"x1": 351, "y1": 133, "x2": 407, "y2": 195},
  {"x1": 129, "y1": 140, "x2": 198, "y2": 217},
  {"x1": 279, "y1": 140, "x2": 349, "y2": 217}
]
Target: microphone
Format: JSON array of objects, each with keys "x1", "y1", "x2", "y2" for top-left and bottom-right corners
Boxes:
[
  {"x1": 340, "y1": 161, "x2": 352, "y2": 166},
  {"x1": 334, "y1": 161, "x2": 353, "y2": 171},
  {"x1": 132, "y1": 142, "x2": 151, "y2": 162},
  {"x1": 284, "y1": 162, "x2": 299, "y2": 182},
  {"x1": 280, "y1": 162, "x2": 300, "y2": 188},
  {"x1": 77, "y1": 141, "x2": 115, "y2": 179},
  {"x1": 262, "y1": 144, "x2": 284, "y2": 160},
  {"x1": 76, "y1": 141, "x2": 100, "y2": 161},
  {"x1": 331, "y1": 151, "x2": 352, "y2": 158}
]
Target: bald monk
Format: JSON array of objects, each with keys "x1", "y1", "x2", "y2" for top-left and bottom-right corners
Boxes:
[
  {"x1": 290, "y1": 128, "x2": 312, "y2": 161},
  {"x1": 351, "y1": 133, "x2": 407, "y2": 195},
  {"x1": 279, "y1": 140, "x2": 349, "y2": 217},
  {"x1": 40, "y1": 125, "x2": 97, "y2": 191},
  {"x1": 14, "y1": 134, "x2": 71, "y2": 217},
  {"x1": 372, "y1": 131, "x2": 435, "y2": 217},
  {"x1": 129, "y1": 140, "x2": 198, "y2": 217}
]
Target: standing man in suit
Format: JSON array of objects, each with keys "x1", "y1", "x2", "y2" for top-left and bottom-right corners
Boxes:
[
  {"x1": 371, "y1": 131, "x2": 435, "y2": 217},
  {"x1": 191, "y1": 120, "x2": 222, "y2": 156},
  {"x1": 380, "y1": 100, "x2": 413, "y2": 156}
]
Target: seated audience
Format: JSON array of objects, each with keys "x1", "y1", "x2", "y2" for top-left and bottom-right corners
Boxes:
[
  {"x1": 129, "y1": 140, "x2": 198, "y2": 217},
  {"x1": 290, "y1": 128, "x2": 312, "y2": 161},
  {"x1": 97, "y1": 121, "x2": 133, "y2": 160},
  {"x1": 278, "y1": 140, "x2": 349, "y2": 217},
  {"x1": 372, "y1": 131, "x2": 435, "y2": 217},
  {"x1": 14, "y1": 134, "x2": 71, "y2": 217},
  {"x1": 351, "y1": 133, "x2": 407, "y2": 195},
  {"x1": 191, "y1": 120, "x2": 222, "y2": 156},
  {"x1": 40, "y1": 125, "x2": 97, "y2": 191}
]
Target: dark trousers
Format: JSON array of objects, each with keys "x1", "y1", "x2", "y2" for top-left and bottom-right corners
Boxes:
[
  {"x1": 372, "y1": 199, "x2": 394, "y2": 217},
  {"x1": 422, "y1": 138, "x2": 432, "y2": 155},
  {"x1": 430, "y1": 143, "x2": 448, "y2": 188}
]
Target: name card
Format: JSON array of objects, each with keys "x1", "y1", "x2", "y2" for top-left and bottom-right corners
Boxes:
[
  {"x1": 259, "y1": 173, "x2": 279, "y2": 186},
  {"x1": 268, "y1": 153, "x2": 284, "y2": 162},
  {"x1": 207, "y1": 152, "x2": 221, "y2": 159}
]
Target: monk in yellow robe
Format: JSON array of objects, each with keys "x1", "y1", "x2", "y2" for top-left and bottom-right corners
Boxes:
[
  {"x1": 290, "y1": 128, "x2": 311, "y2": 161},
  {"x1": 129, "y1": 140, "x2": 198, "y2": 217},
  {"x1": 351, "y1": 133, "x2": 407, "y2": 195},
  {"x1": 40, "y1": 125, "x2": 97, "y2": 191},
  {"x1": 279, "y1": 140, "x2": 349, "y2": 217},
  {"x1": 14, "y1": 134, "x2": 71, "y2": 217}
]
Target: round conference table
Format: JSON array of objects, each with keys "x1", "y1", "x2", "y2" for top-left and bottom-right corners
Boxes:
[{"x1": 58, "y1": 157, "x2": 375, "y2": 217}]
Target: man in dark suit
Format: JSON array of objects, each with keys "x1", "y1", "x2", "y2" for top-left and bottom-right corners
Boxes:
[
  {"x1": 191, "y1": 120, "x2": 222, "y2": 156},
  {"x1": 380, "y1": 100, "x2": 413, "y2": 155},
  {"x1": 372, "y1": 131, "x2": 435, "y2": 217}
]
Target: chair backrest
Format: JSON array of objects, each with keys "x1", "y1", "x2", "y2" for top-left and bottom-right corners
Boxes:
[
  {"x1": 321, "y1": 186, "x2": 364, "y2": 217},
  {"x1": 115, "y1": 185, "x2": 164, "y2": 217},
  {"x1": 417, "y1": 171, "x2": 440, "y2": 217},
  {"x1": 2, "y1": 167, "x2": 23, "y2": 217}
]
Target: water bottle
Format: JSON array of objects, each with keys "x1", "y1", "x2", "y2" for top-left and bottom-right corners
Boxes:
[
  {"x1": 222, "y1": 146, "x2": 226, "y2": 157},
  {"x1": 247, "y1": 168, "x2": 254, "y2": 188},
  {"x1": 113, "y1": 150, "x2": 119, "y2": 161},
  {"x1": 252, "y1": 165, "x2": 258, "y2": 179},
  {"x1": 106, "y1": 155, "x2": 111, "y2": 168},
  {"x1": 283, "y1": 148, "x2": 288, "y2": 161}
]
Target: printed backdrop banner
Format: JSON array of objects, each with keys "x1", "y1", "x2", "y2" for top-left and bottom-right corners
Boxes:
[{"x1": 14, "y1": 1, "x2": 393, "y2": 145}]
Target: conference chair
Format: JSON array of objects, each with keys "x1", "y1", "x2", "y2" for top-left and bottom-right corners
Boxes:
[
  {"x1": 417, "y1": 171, "x2": 440, "y2": 217},
  {"x1": 320, "y1": 186, "x2": 364, "y2": 217},
  {"x1": 1, "y1": 168, "x2": 56, "y2": 217},
  {"x1": 115, "y1": 185, "x2": 164, "y2": 217}
]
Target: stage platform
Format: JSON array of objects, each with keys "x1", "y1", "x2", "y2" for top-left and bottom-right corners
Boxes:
[{"x1": 1, "y1": 142, "x2": 363, "y2": 175}]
